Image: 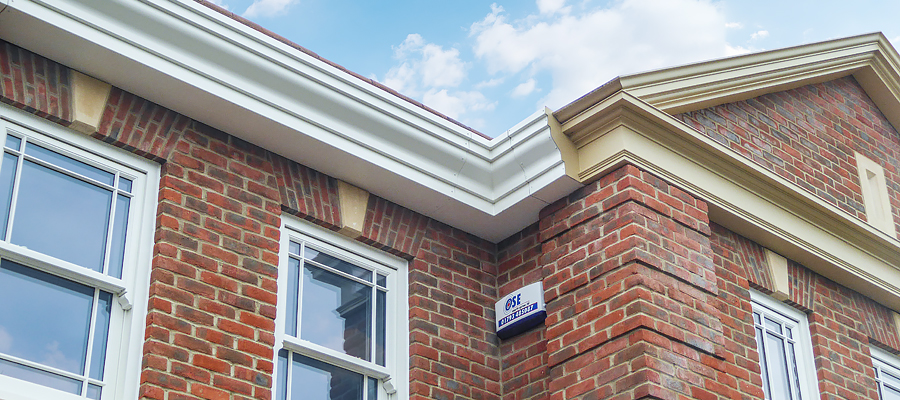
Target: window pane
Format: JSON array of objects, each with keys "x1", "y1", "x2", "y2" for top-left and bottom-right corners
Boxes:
[
  {"x1": 289, "y1": 241, "x2": 301, "y2": 256},
  {"x1": 0, "y1": 152, "x2": 17, "y2": 240},
  {"x1": 376, "y1": 290, "x2": 386, "y2": 367},
  {"x1": 287, "y1": 257, "x2": 300, "y2": 337},
  {"x1": 291, "y1": 353, "x2": 363, "y2": 400},
  {"x1": 11, "y1": 160, "x2": 112, "y2": 271},
  {"x1": 301, "y1": 264, "x2": 371, "y2": 361},
  {"x1": 884, "y1": 369, "x2": 900, "y2": 389},
  {"x1": 765, "y1": 332, "x2": 793, "y2": 400},
  {"x1": 305, "y1": 247, "x2": 372, "y2": 281},
  {"x1": 107, "y1": 194, "x2": 131, "y2": 278},
  {"x1": 884, "y1": 384, "x2": 900, "y2": 400},
  {"x1": 0, "y1": 358, "x2": 82, "y2": 395},
  {"x1": 276, "y1": 349, "x2": 288, "y2": 400},
  {"x1": 89, "y1": 291, "x2": 113, "y2": 380},
  {"x1": 376, "y1": 274, "x2": 386, "y2": 288},
  {"x1": 368, "y1": 377, "x2": 378, "y2": 400},
  {"x1": 0, "y1": 260, "x2": 95, "y2": 375},
  {"x1": 24, "y1": 143, "x2": 114, "y2": 186},
  {"x1": 756, "y1": 327, "x2": 771, "y2": 399},
  {"x1": 764, "y1": 317, "x2": 782, "y2": 335},
  {"x1": 4, "y1": 135, "x2": 21, "y2": 151},
  {"x1": 118, "y1": 176, "x2": 132, "y2": 193},
  {"x1": 87, "y1": 383, "x2": 102, "y2": 400}
]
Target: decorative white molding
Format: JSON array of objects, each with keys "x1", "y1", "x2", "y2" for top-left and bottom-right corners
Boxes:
[{"x1": 0, "y1": 0, "x2": 574, "y2": 242}]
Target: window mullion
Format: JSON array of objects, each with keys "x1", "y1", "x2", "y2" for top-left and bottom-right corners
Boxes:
[
  {"x1": 295, "y1": 242, "x2": 305, "y2": 339},
  {"x1": 82, "y1": 289, "x2": 101, "y2": 397},
  {"x1": 285, "y1": 351, "x2": 293, "y2": 400},
  {"x1": 101, "y1": 182, "x2": 119, "y2": 276},
  {"x1": 3, "y1": 145, "x2": 26, "y2": 242}
]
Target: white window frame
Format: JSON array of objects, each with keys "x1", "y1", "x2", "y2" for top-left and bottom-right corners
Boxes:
[
  {"x1": 872, "y1": 346, "x2": 900, "y2": 399},
  {"x1": 750, "y1": 290, "x2": 820, "y2": 400},
  {"x1": 0, "y1": 105, "x2": 158, "y2": 400},
  {"x1": 274, "y1": 216, "x2": 409, "y2": 400}
]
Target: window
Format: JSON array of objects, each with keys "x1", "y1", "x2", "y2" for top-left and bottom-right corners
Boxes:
[
  {"x1": 275, "y1": 218, "x2": 408, "y2": 400},
  {"x1": 872, "y1": 347, "x2": 900, "y2": 399},
  {"x1": 0, "y1": 107, "x2": 157, "y2": 400},
  {"x1": 751, "y1": 291, "x2": 820, "y2": 400}
]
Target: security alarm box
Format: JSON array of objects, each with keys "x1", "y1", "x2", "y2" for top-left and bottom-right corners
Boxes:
[{"x1": 495, "y1": 281, "x2": 546, "y2": 340}]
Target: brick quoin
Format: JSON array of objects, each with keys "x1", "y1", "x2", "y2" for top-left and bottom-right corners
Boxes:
[{"x1": 538, "y1": 164, "x2": 732, "y2": 400}]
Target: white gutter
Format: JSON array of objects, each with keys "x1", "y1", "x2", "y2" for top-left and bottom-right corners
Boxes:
[{"x1": 0, "y1": 0, "x2": 579, "y2": 242}]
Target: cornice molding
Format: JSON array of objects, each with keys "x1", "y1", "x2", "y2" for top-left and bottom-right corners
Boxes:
[
  {"x1": 0, "y1": 0, "x2": 575, "y2": 242},
  {"x1": 561, "y1": 91, "x2": 900, "y2": 309},
  {"x1": 557, "y1": 33, "x2": 900, "y2": 131}
]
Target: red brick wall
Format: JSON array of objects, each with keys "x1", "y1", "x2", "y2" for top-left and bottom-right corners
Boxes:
[
  {"x1": 538, "y1": 164, "x2": 737, "y2": 400},
  {"x1": 0, "y1": 40, "x2": 70, "y2": 123},
  {"x1": 497, "y1": 223, "x2": 547, "y2": 400},
  {"x1": 0, "y1": 39, "x2": 507, "y2": 400},
  {"x1": 9, "y1": 36, "x2": 900, "y2": 400},
  {"x1": 676, "y1": 76, "x2": 900, "y2": 238}
]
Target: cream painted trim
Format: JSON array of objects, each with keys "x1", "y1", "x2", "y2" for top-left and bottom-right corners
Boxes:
[
  {"x1": 69, "y1": 70, "x2": 111, "y2": 134},
  {"x1": 337, "y1": 180, "x2": 370, "y2": 238},
  {"x1": 855, "y1": 152, "x2": 895, "y2": 234},
  {"x1": 892, "y1": 312, "x2": 900, "y2": 338},
  {"x1": 544, "y1": 107, "x2": 579, "y2": 180},
  {"x1": 556, "y1": 33, "x2": 900, "y2": 136},
  {"x1": 559, "y1": 91, "x2": 900, "y2": 311},
  {"x1": 764, "y1": 249, "x2": 790, "y2": 301}
]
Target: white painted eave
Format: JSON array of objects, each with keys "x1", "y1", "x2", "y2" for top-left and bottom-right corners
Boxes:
[{"x1": 0, "y1": 0, "x2": 578, "y2": 242}]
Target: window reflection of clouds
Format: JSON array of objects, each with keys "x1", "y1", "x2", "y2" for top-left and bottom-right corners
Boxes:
[
  {"x1": 0, "y1": 260, "x2": 93, "y2": 374},
  {"x1": 11, "y1": 160, "x2": 111, "y2": 272}
]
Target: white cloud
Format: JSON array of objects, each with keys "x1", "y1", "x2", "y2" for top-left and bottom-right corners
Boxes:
[
  {"x1": 511, "y1": 79, "x2": 537, "y2": 97},
  {"x1": 243, "y1": 0, "x2": 297, "y2": 18},
  {"x1": 470, "y1": 0, "x2": 740, "y2": 108},
  {"x1": 751, "y1": 30, "x2": 769, "y2": 40},
  {"x1": 891, "y1": 36, "x2": 900, "y2": 51},
  {"x1": 475, "y1": 78, "x2": 505, "y2": 89},
  {"x1": 537, "y1": 0, "x2": 570, "y2": 15},
  {"x1": 725, "y1": 22, "x2": 743, "y2": 29},
  {"x1": 382, "y1": 34, "x2": 494, "y2": 124}
]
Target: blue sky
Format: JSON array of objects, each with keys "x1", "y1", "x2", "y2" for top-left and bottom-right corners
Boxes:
[{"x1": 210, "y1": 0, "x2": 900, "y2": 137}]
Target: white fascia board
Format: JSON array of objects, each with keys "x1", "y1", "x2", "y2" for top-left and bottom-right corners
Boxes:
[{"x1": 0, "y1": 0, "x2": 574, "y2": 242}]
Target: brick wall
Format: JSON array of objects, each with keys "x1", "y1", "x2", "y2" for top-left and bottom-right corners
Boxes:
[
  {"x1": 497, "y1": 223, "x2": 547, "y2": 400},
  {"x1": 0, "y1": 39, "x2": 507, "y2": 400},
  {"x1": 537, "y1": 164, "x2": 737, "y2": 400},
  {"x1": 8, "y1": 36, "x2": 900, "y2": 400},
  {"x1": 0, "y1": 40, "x2": 70, "y2": 123},
  {"x1": 676, "y1": 76, "x2": 900, "y2": 238}
]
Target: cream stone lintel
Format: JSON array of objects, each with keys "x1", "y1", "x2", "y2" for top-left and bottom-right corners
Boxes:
[
  {"x1": 893, "y1": 312, "x2": 900, "y2": 338},
  {"x1": 855, "y1": 152, "x2": 895, "y2": 235},
  {"x1": 337, "y1": 180, "x2": 370, "y2": 238},
  {"x1": 764, "y1": 249, "x2": 790, "y2": 301},
  {"x1": 69, "y1": 70, "x2": 112, "y2": 135}
]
